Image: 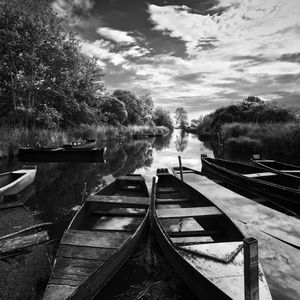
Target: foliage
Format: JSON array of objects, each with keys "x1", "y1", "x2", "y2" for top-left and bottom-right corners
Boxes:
[
  {"x1": 0, "y1": 0, "x2": 105, "y2": 128},
  {"x1": 152, "y1": 107, "x2": 173, "y2": 130},
  {"x1": 174, "y1": 107, "x2": 188, "y2": 129},
  {"x1": 112, "y1": 90, "x2": 154, "y2": 125},
  {"x1": 195, "y1": 96, "x2": 296, "y2": 134},
  {"x1": 100, "y1": 96, "x2": 127, "y2": 126}
]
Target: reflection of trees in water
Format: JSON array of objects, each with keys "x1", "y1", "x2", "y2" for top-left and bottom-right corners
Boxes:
[
  {"x1": 175, "y1": 130, "x2": 188, "y2": 152},
  {"x1": 152, "y1": 134, "x2": 172, "y2": 151},
  {"x1": 104, "y1": 140, "x2": 153, "y2": 177}
]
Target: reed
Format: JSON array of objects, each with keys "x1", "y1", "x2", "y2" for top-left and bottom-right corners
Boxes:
[
  {"x1": 221, "y1": 122, "x2": 300, "y2": 160},
  {"x1": 0, "y1": 125, "x2": 170, "y2": 159}
]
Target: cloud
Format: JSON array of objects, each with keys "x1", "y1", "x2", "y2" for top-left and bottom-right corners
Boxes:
[{"x1": 96, "y1": 27, "x2": 136, "y2": 44}]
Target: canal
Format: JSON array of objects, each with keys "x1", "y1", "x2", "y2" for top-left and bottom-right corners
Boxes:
[{"x1": 0, "y1": 129, "x2": 299, "y2": 299}]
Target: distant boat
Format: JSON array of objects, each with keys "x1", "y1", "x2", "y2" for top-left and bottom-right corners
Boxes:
[
  {"x1": 151, "y1": 169, "x2": 272, "y2": 299},
  {"x1": 201, "y1": 155, "x2": 300, "y2": 216},
  {"x1": 18, "y1": 144, "x2": 105, "y2": 162},
  {"x1": 62, "y1": 139, "x2": 97, "y2": 150},
  {"x1": 252, "y1": 154, "x2": 300, "y2": 179},
  {"x1": 0, "y1": 166, "x2": 37, "y2": 204},
  {"x1": 43, "y1": 174, "x2": 149, "y2": 300}
]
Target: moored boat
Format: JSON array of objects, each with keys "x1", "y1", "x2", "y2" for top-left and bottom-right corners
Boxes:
[
  {"x1": 18, "y1": 146, "x2": 105, "y2": 162},
  {"x1": 43, "y1": 174, "x2": 149, "y2": 300},
  {"x1": 201, "y1": 155, "x2": 300, "y2": 216},
  {"x1": 252, "y1": 154, "x2": 300, "y2": 178},
  {"x1": 0, "y1": 166, "x2": 37, "y2": 204},
  {"x1": 151, "y1": 169, "x2": 272, "y2": 299},
  {"x1": 62, "y1": 139, "x2": 97, "y2": 150}
]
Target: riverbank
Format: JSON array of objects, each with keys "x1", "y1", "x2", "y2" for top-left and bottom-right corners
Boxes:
[{"x1": 0, "y1": 125, "x2": 170, "y2": 159}]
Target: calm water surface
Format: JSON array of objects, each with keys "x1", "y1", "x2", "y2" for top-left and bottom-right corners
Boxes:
[{"x1": 0, "y1": 129, "x2": 298, "y2": 299}]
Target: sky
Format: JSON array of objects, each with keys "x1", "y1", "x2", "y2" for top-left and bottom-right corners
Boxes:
[{"x1": 51, "y1": 0, "x2": 300, "y2": 120}]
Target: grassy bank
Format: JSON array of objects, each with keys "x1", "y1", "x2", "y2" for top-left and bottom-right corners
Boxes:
[
  {"x1": 0, "y1": 125, "x2": 170, "y2": 159},
  {"x1": 221, "y1": 122, "x2": 300, "y2": 160}
]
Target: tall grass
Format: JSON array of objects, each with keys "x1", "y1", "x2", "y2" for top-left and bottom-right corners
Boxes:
[
  {"x1": 221, "y1": 122, "x2": 300, "y2": 160},
  {"x1": 0, "y1": 125, "x2": 170, "y2": 159}
]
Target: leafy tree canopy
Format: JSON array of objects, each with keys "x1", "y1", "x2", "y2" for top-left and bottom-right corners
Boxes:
[{"x1": 175, "y1": 107, "x2": 188, "y2": 129}]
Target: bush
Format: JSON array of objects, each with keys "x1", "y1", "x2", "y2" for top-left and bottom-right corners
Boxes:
[{"x1": 225, "y1": 137, "x2": 263, "y2": 158}]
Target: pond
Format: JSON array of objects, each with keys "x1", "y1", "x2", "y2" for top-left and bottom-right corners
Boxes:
[{"x1": 0, "y1": 129, "x2": 298, "y2": 299}]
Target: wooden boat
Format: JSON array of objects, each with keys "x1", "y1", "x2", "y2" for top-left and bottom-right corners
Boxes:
[
  {"x1": 201, "y1": 155, "x2": 300, "y2": 215},
  {"x1": 0, "y1": 166, "x2": 37, "y2": 204},
  {"x1": 252, "y1": 154, "x2": 300, "y2": 178},
  {"x1": 151, "y1": 169, "x2": 272, "y2": 299},
  {"x1": 62, "y1": 139, "x2": 97, "y2": 150},
  {"x1": 18, "y1": 146, "x2": 105, "y2": 162},
  {"x1": 43, "y1": 174, "x2": 149, "y2": 300}
]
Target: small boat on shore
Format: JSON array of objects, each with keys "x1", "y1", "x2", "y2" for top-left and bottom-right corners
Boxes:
[
  {"x1": 0, "y1": 166, "x2": 37, "y2": 204},
  {"x1": 18, "y1": 145, "x2": 105, "y2": 162},
  {"x1": 252, "y1": 154, "x2": 300, "y2": 178},
  {"x1": 43, "y1": 174, "x2": 149, "y2": 300},
  {"x1": 201, "y1": 155, "x2": 300, "y2": 216},
  {"x1": 151, "y1": 169, "x2": 272, "y2": 299}
]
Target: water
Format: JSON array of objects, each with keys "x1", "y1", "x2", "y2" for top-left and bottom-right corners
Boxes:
[{"x1": 0, "y1": 129, "x2": 299, "y2": 299}]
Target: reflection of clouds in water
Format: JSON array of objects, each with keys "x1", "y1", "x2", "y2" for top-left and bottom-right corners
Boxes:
[
  {"x1": 94, "y1": 216, "x2": 139, "y2": 231},
  {"x1": 169, "y1": 218, "x2": 203, "y2": 232}
]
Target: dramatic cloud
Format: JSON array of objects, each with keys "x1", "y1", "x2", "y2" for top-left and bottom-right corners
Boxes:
[
  {"x1": 96, "y1": 27, "x2": 136, "y2": 44},
  {"x1": 53, "y1": 0, "x2": 300, "y2": 117}
]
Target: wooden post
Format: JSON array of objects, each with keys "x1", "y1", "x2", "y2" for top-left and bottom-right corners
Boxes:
[
  {"x1": 244, "y1": 237, "x2": 259, "y2": 300},
  {"x1": 178, "y1": 155, "x2": 183, "y2": 181}
]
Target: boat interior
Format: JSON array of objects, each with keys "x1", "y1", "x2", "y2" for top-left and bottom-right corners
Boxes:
[
  {"x1": 155, "y1": 172, "x2": 242, "y2": 246},
  {"x1": 70, "y1": 175, "x2": 149, "y2": 233},
  {"x1": 0, "y1": 172, "x2": 24, "y2": 188},
  {"x1": 206, "y1": 158, "x2": 300, "y2": 189}
]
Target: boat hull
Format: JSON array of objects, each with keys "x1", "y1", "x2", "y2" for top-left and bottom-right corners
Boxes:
[
  {"x1": 18, "y1": 148, "x2": 105, "y2": 162},
  {"x1": 0, "y1": 167, "x2": 36, "y2": 203},
  {"x1": 201, "y1": 157, "x2": 300, "y2": 216}
]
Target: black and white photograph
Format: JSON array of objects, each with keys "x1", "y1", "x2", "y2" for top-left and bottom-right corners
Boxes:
[{"x1": 0, "y1": 0, "x2": 299, "y2": 299}]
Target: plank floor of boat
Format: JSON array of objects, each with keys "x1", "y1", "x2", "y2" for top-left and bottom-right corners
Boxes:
[
  {"x1": 43, "y1": 229, "x2": 131, "y2": 299},
  {"x1": 86, "y1": 195, "x2": 149, "y2": 208}
]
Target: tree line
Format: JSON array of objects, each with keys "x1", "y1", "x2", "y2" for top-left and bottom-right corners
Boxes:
[{"x1": 0, "y1": 0, "x2": 173, "y2": 130}]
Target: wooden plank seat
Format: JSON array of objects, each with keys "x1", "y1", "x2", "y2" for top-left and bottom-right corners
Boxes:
[
  {"x1": 92, "y1": 207, "x2": 146, "y2": 217},
  {"x1": 157, "y1": 187, "x2": 180, "y2": 193},
  {"x1": 244, "y1": 172, "x2": 276, "y2": 178},
  {"x1": 171, "y1": 236, "x2": 214, "y2": 245},
  {"x1": 167, "y1": 229, "x2": 220, "y2": 237},
  {"x1": 156, "y1": 198, "x2": 190, "y2": 204},
  {"x1": 281, "y1": 170, "x2": 300, "y2": 173},
  {"x1": 116, "y1": 175, "x2": 145, "y2": 181},
  {"x1": 157, "y1": 206, "x2": 222, "y2": 219},
  {"x1": 86, "y1": 195, "x2": 149, "y2": 208},
  {"x1": 61, "y1": 230, "x2": 130, "y2": 249}
]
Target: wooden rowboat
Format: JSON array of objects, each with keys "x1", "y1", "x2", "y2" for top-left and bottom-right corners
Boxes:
[
  {"x1": 62, "y1": 139, "x2": 97, "y2": 150},
  {"x1": 252, "y1": 155, "x2": 300, "y2": 179},
  {"x1": 0, "y1": 166, "x2": 37, "y2": 204},
  {"x1": 43, "y1": 174, "x2": 149, "y2": 300},
  {"x1": 201, "y1": 155, "x2": 300, "y2": 216},
  {"x1": 151, "y1": 169, "x2": 272, "y2": 299},
  {"x1": 18, "y1": 146, "x2": 105, "y2": 162}
]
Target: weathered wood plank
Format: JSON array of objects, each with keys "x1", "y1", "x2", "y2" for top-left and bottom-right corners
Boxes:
[
  {"x1": 61, "y1": 230, "x2": 130, "y2": 249},
  {"x1": 91, "y1": 216, "x2": 142, "y2": 231},
  {"x1": 43, "y1": 284, "x2": 77, "y2": 300},
  {"x1": 55, "y1": 257, "x2": 105, "y2": 269},
  {"x1": 171, "y1": 236, "x2": 214, "y2": 245},
  {"x1": 0, "y1": 231, "x2": 49, "y2": 254},
  {"x1": 157, "y1": 206, "x2": 222, "y2": 219},
  {"x1": 48, "y1": 278, "x2": 81, "y2": 287},
  {"x1": 244, "y1": 172, "x2": 276, "y2": 178},
  {"x1": 51, "y1": 273, "x2": 88, "y2": 281},
  {"x1": 157, "y1": 187, "x2": 179, "y2": 193},
  {"x1": 53, "y1": 264, "x2": 96, "y2": 277},
  {"x1": 57, "y1": 245, "x2": 116, "y2": 260},
  {"x1": 156, "y1": 198, "x2": 190, "y2": 203},
  {"x1": 86, "y1": 195, "x2": 149, "y2": 207},
  {"x1": 117, "y1": 176, "x2": 144, "y2": 181},
  {"x1": 167, "y1": 230, "x2": 220, "y2": 237},
  {"x1": 92, "y1": 207, "x2": 146, "y2": 217}
]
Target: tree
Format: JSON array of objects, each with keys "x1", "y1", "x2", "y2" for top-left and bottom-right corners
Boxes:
[
  {"x1": 138, "y1": 93, "x2": 154, "y2": 124},
  {"x1": 100, "y1": 96, "x2": 127, "y2": 126},
  {"x1": 0, "y1": 0, "x2": 105, "y2": 127},
  {"x1": 175, "y1": 107, "x2": 188, "y2": 129},
  {"x1": 152, "y1": 107, "x2": 173, "y2": 129}
]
